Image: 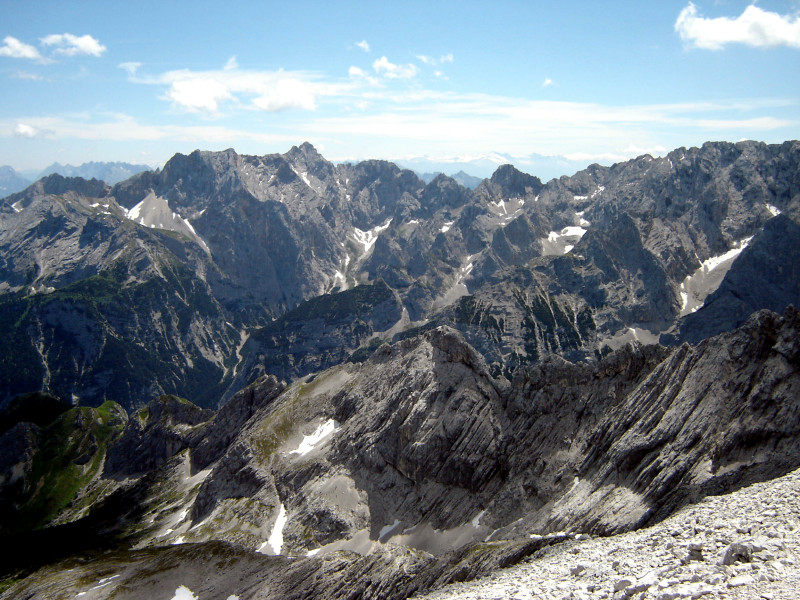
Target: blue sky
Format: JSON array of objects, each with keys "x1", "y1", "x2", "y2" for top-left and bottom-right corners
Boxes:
[{"x1": 1, "y1": 0, "x2": 799, "y2": 178}]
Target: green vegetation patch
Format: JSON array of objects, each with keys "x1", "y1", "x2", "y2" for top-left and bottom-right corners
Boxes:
[{"x1": 5, "y1": 402, "x2": 126, "y2": 532}]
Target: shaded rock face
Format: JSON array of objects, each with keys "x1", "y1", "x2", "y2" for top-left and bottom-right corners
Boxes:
[
  {"x1": 674, "y1": 214, "x2": 800, "y2": 344},
  {"x1": 104, "y1": 396, "x2": 214, "y2": 479},
  {"x1": 190, "y1": 375, "x2": 285, "y2": 472},
  {"x1": 230, "y1": 279, "x2": 403, "y2": 393}
]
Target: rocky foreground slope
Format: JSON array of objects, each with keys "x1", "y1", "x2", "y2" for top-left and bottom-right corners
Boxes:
[
  {"x1": 418, "y1": 465, "x2": 800, "y2": 600},
  {"x1": 1, "y1": 305, "x2": 798, "y2": 599}
]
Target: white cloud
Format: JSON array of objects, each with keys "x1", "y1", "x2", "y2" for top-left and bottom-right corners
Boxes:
[
  {"x1": 252, "y1": 78, "x2": 317, "y2": 111},
  {"x1": 356, "y1": 40, "x2": 370, "y2": 52},
  {"x1": 348, "y1": 65, "x2": 380, "y2": 86},
  {"x1": 440, "y1": 53, "x2": 454, "y2": 63},
  {"x1": 165, "y1": 77, "x2": 232, "y2": 113},
  {"x1": 0, "y1": 36, "x2": 44, "y2": 61},
  {"x1": 14, "y1": 123, "x2": 41, "y2": 138},
  {"x1": 675, "y1": 2, "x2": 800, "y2": 50},
  {"x1": 0, "y1": 113, "x2": 303, "y2": 145},
  {"x1": 295, "y1": 92, "x2": 797, "y2": 162},
  {"x1": 224, "y1": 56, "x2": 238, "y2": 70},
  {"x1": 349, "y1": 66, "x2": 367, "y2": 78},
  {"x1": 542, "y1": 78, "x2": 553, "y2": 87},
  {"x1": 124, "y1": 64, "x2": 337, "y2": 114},
  {"x1": 373, "y1": 56, "x2": 418, "y2": 79},
  {"x1": 40, "y1": 33, "x2": 106, "y2": 57}
]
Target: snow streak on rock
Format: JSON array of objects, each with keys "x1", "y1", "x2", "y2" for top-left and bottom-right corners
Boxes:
[
  {"x1": 258, "y1": 504, "x2": 287, "y2": 555},
  {"x1": 289, "y1": 419, "x2": 340, "y2": 456},
  {"x1": 353, "y1": 219, "x2": 392, "y2": 254}
]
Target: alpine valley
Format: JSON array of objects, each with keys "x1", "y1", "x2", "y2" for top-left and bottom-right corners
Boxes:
[{"x1": 0, "y1": 140, "x2": 798, "y2": 599}]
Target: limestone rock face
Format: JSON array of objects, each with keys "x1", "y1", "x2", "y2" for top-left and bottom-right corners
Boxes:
[
  {"x1": 328, "y1": 326, "x2": 509, "y2": 529},
  {"x1": 533, "y1": 305, "x2": 800, "y2": 535}
]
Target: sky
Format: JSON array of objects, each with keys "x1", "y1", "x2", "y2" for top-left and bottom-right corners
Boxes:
[{"x1": 1, "y1": 0, "x2": 799, "y2": 178}]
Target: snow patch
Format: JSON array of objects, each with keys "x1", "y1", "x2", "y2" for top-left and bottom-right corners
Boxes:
[
  {"x1": 491, "y1": 199, "x2": 508, "y2": 215},
  {"x1": 353, "y1": 219, "x2": 392, "y2": 254},
  {"x1": 573, "y1": 194, "x2": 588, "y2": 201},
  {"x1": 290, "y1": 167, "x2": 311, "y2": 187},
  {"x1": 766, "y1": 203, "x2": 781, "y2": 216},
  {"x1": 170, "y1": 586, "x2": 198, "y2": 600},
  {"x1": 11, "y1": 200, "x2": 23, "y2": 213},
  {"x1": 441, "y1": 221, "x2": 454, "y2": 233},
  {"x1": 560, "y1": 226, "x2": 588, "y2": 237},
  {"x1": 472, "y1": 510, "x2": 487, "y2": 528},
  {"x1": 289, "y1": 419, "x2": 340, "y2": 456},
  {"x1": 545, "y1": 226, "x2": 586, "y2": 253},
  {"x1": 124, "y1": 192, "x2": 210, "y2": 254},
  {"x1": 679, "y1": 237, "x2": 753, "y2": 316},
  {"x1": 126, "y1": 199, "x2": 145, "y2": 220},
  {"x1": 700, "y1": 237, "x2": 752, "y2": 272},
  {"x1": 379, "y1": 519, "x2": 402, "y2": 540},
  {"x1": 258, "y1": 504, "x2": 287, "y2": 555}
]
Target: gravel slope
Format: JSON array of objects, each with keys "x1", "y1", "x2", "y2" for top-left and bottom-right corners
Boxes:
[{"x1": 416, "y1": 467, "x2": 800, "y2": 600}]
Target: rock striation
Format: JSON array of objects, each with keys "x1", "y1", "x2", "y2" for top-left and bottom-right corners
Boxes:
[{"x1": 0, "y1": 306, "x2": 799, "y2": 598}]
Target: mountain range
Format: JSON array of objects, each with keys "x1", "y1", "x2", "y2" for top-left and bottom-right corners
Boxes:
[
  {"x1": 1, "y1": 161, "x2": 152, "y2": 197},
  {"x1": 0, "y1": 140, "x2": 798, "y2": 599}
]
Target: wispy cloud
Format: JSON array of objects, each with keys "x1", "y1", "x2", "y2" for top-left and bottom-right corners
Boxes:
[
  {"x1": 296, "y1": 92, "x2": 797, "y2": 160},
  {"x1": 12, "y1": 70, "x2": 45, "y2": 81},
  {"x1": 675, "y1": 2, "x2": 800, "y2": 50},
  {"x1": 2, "y1": 113, "x2": 300, "y2": 145},
  {"x1": 416, "y1": 53, "x2": 454, "y2": 65},
  {"x1": 356, "y1": 40, "x2": 370, "y2": 53},
  {"x1": 9, "y1": 51, "x2": 795, "y2": 169},
  {"x1": 542, "y1": 78, "x2": 553, "y2": 88},
  {"x1": 40, "y1": 33, "x2": 106, "y2": 57},
  {"x1": 1, "y1": 33, "x2": 106, "y2": 63},
  {"x1": 0, "y1": 36, "x2": 45, "y2": 61},
  {"x1": 119, "y1": 62, "x2": 141, "y2": 76}
]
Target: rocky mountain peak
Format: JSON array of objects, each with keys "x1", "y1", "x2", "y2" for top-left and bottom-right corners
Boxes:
[
  {"x1": 286, "y1": 141, "x2": 323, "y2": 162},
  {"x1": 488, "y1": 164, "x2": 543, "y2": 197},
  {"x1": 33, "y1": 173, "x2": 110, "y2": 199}
]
